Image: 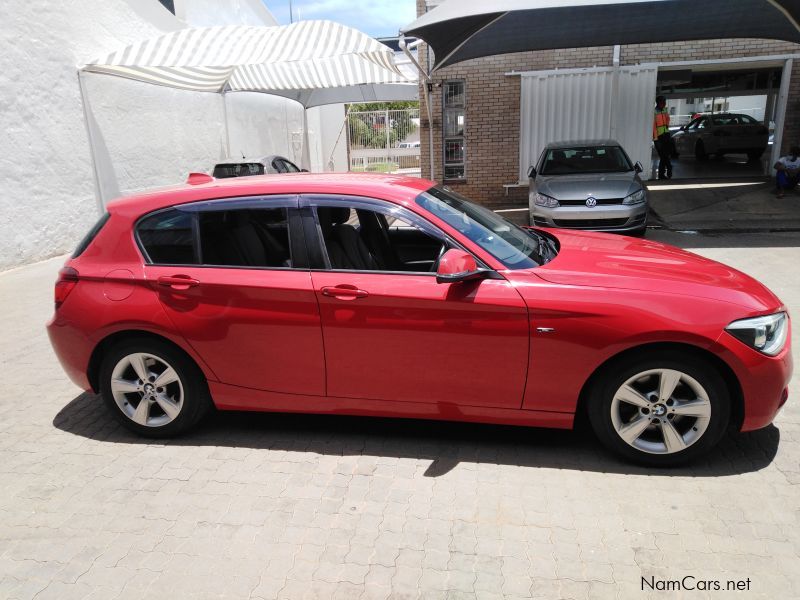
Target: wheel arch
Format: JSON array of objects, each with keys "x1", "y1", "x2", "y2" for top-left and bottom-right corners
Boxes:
[
  {"x1": 87, "y1": 329, "x2": 209, "y2": 393},
  {"x1": 574, "y1": 341, "x2": 744, "y2": 432}
]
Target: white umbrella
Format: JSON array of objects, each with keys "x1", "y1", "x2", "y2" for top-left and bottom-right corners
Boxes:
[
  {"x1": 83, "y1": 20, "x2": 415, "y2": 103},
  {"x1": 79, "y1": 20, "x2": 416, "y2": 182}
]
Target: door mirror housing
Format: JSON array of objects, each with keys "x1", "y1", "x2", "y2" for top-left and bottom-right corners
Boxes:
[
  {"x1": 634, "y1": 161, "x2": 643, "y2": 174},
  {"x1": 527, "y1": 166, "x2": 537, "y2": 179},
  {"x1": 436, "y1": 249, "x2": 488, "y2": 284}
]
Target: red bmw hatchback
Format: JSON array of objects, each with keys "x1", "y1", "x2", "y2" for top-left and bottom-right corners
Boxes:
[{"x1": 47, "y1": 173, "x2": 792, "y2": 466}]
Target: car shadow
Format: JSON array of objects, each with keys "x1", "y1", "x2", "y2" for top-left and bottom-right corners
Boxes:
[{"x1": 53, "y1": 392, "x2": 780, "y2": 478}]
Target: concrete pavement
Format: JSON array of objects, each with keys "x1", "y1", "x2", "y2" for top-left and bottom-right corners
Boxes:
[
  {"x1": 1, "y1": 231, "x2": 799, "y2": 599},
  {"x1": 646, "y1": 179, "x2": 800, "y2": 232}
]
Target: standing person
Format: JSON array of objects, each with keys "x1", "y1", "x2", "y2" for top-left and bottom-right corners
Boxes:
[
  {"x1": 653, "y1": 96, "x2": 672, "y2": 180},
  {"x1": 774, "y1": 145, "x2": 800, "y2": 198}
]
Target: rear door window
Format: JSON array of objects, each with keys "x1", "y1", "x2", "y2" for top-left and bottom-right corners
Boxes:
[
  {"x1": 137, "y1": 209, "x2": 198, "y2": 265},
  {"x1": 199, "y1": 208, "x2": 293, "y2": 268}
]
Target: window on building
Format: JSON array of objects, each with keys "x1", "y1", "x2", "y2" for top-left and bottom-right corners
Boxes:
[{"x1": 443, "y1": 80, "x2": 465, "y2": 181}]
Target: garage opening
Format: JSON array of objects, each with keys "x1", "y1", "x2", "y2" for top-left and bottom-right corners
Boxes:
[{"x1": 656, "y1": 63, "x2": 783, "y2": 179}]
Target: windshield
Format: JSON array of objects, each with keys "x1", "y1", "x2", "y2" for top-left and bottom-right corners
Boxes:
[
  {"x1": 416, "y1": 186, "x2": 557, "y2": 269},
  {"x1": 540, "y1": 145, "x2": 632, "y2": 175}
]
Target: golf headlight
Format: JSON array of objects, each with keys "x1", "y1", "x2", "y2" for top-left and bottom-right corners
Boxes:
[
  {"x1": 535, "y1": 193, "x2": 559, "y2": 208},
  {"x1": 623, "y1": 189, "x2": 646, "y2": 205},
  {"x1": 726, "y1": 312, "x2": 788, "y2": 356}
]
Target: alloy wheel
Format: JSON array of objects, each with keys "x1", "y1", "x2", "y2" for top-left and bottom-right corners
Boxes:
[
  {"x1": 110, "y1": 352, "x2": 184, "y2": 427},
  {"x1": 610, "y1": 368, "x2": 711, "y2": 455}
]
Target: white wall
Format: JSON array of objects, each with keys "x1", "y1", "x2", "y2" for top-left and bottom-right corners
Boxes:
[
  {"x1": 307, "y1": 104, "x2": 349, "y2": 172},
  {"x1": 518, "y1": 66, "x2": 657, "y2": 183},
  {"x1": 224, "y1": 92, "x2": 306, "y2": 166},
  {"x1": 176, "y1": 0, "x2": 278, "y2": 27},
  {"x1": 0, "y1": 0, "x2": 301, "y2": 271}
]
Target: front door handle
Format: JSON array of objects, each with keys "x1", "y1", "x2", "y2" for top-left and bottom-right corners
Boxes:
[
  {"x1": 320, "y1": 285, "x2": 369, "y2": 299},
  {"x1": 157, "y1": 275, "x2": 200, "y2": 290}
]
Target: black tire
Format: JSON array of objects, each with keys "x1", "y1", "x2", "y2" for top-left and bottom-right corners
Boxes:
[
  {"x1": 99, "y1": 337, "x2": 212, "y2": 437},
  {"x1": 695, "y1": 140, "x2": 707, "y2": 161},
  {"x1": 588, "y1": 351, "x2": 730, "y2": 467},
  {"x1": 747, "y1": 149, "x2": 765, "y2": 161}
]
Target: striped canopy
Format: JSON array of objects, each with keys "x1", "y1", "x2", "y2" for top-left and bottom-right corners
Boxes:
[{"x1": 82, "y1": 20, "x2": 414, "y2": 106}]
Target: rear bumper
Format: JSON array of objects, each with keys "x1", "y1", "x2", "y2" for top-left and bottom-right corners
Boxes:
[{"x1": 47, "y1": 314, "x2": 93, "y2": 391}]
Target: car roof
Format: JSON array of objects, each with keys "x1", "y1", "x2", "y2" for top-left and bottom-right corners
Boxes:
[
  {"x1": 107, "y1": 173, "x2": 435, "y2": 217},
  {"x1": 543, "y1": 139, "x2": 622, "y2": 149},
  {"x1": 702, "y1": 113, "x2": 755, "y2": 119}
]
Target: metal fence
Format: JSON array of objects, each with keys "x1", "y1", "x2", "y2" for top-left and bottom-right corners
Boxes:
[{"x1": 348, "y1": 108, "x2": 421, "y2": 174}]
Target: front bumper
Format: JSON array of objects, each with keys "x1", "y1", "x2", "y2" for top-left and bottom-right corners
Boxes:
[
  {"x1": 530, "y1": 202, "x2": 647, "y2": 232},
  {"x1": 712, "y1": 330, "x2": 793, "y2": 432}
]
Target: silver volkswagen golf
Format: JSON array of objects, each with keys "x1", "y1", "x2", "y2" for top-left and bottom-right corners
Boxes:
[{"x1": 528, "y1": 140, "x2": 647, "y2": 235}]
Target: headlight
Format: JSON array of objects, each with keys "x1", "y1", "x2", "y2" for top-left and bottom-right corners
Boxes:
[
  {"x1": 534, "y1": 193, "x2": 559, "y2": 208},
  {"x1": 623, "y1": 189, "x2": 646, "y2": 205},
  {"x1": 725, "y1": 312, "x2": 788, "y2": 356}
]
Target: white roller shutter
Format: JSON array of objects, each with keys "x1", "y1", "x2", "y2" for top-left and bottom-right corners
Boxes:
[{"x1": 518, "y1": 66, "x2": 657, "y2": 182}]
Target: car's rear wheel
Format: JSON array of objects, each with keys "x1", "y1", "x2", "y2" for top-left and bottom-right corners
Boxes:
[
  {"x1": 588, "y1": 353, "x2": 730, "y2": 466},
  {"x1": 99, "y1": 338, "x2": 211, "y2": 437}
]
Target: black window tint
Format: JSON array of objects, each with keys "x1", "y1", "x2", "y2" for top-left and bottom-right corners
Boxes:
[
  {"x1": 138, "y1": 209, "x2": 197, "y2": 264},
  {"x1": 73, "y1": 212, "x2": 110, "y2": 258},
  {"x1": 315, "y1": 205, "x2": 444, "y2": 272},
  {"x1": 212, "y1": 163, "x2": 265, "y2": 178},
  {"x1": 283, "y1": 159, "x2": 301, "y2": 173},
  {"x1": 200, "y1": 208, "x2": 292, "y2": 268}
]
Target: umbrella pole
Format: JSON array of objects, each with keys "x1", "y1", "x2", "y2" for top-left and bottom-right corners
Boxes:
[
  {"x1": 77, "y1": 70, "x2": 105, "y2": 213},
  {"x1": 400, "y1": 36, "x2": 435, "y2": 181},
  {"x1": 221, "y1": 91, "x2": 231, "y2": 158}
]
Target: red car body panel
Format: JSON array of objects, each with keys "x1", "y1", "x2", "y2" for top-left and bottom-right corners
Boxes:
[
  {"x1": 146, "y1": 264, "x2": 326, "y2": 396},
  {"x1": 46, "y1": 174, "x2": 792, "y2": 435},
  {"x1": 310, "y1": 270, "x2": 529, "y2": 408}
]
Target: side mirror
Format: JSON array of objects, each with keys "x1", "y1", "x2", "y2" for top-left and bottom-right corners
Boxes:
[
  {"x1": 634, "y1": 161, "x2": 643, "y2": 174},
  {"x1": 301, "y1": 168, "x2": 310, "y2": 173},
  {"x1": 527, "y1": 166, "x2": 537, "y2": 179},
  {"x1": 436, "y1": 249, "x2": 488, "y2": 284}
]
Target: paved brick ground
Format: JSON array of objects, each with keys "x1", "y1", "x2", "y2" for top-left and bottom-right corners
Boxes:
[{"x1": 1, "y1": 231, "x2": 798, "y2": 600}]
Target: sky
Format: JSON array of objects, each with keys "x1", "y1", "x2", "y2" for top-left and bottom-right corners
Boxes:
[{"x1": 263, "y1": 0, "x2": 417, "y2": 38}]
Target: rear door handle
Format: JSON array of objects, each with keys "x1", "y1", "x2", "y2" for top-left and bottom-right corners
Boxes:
[
  {"x1": 157, "y1": 275, "x2": 200, "y2": 290},
  {"x1": 320, "y1": 285, "x2": 369, "y2": 299}
]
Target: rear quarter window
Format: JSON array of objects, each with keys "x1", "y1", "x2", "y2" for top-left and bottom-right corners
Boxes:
[{"x1": 137, "y1": 209, "x2": 197, "y2": 265}]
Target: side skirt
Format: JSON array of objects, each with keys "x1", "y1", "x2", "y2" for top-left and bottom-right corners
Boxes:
[{"x1": 209, "y1": 381, "x2": 574, "y2": 430}]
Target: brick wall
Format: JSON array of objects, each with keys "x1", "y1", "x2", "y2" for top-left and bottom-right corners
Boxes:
[{"x1": 415, "y1": 0, "x2": 800, "y2": 207}]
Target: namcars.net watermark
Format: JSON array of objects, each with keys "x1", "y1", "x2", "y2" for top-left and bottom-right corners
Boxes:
[{"x1": 642, "y1": 576, "x2": 752, "y2": 592}]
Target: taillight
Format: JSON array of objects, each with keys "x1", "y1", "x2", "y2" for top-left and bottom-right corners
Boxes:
[{"x1": 54, "y1": 267, "x2": 79, "y2": 309}]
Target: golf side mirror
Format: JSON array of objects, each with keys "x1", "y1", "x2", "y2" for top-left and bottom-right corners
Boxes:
[
  {"x1": 634, "y1": 161, "x2": 643, "y2": 174},
  {"x1": 527, "y1": 166, "x2": 537, "y2": 179},
  {"x1": 435, "y1": 249, "x2": 488, "y2": 284}
]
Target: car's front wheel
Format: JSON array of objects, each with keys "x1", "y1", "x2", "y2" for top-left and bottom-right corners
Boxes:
[
  {"x1": 588, "y1": 353, "x2": 730, "y2": 466},
  {"x1": 99, "y1": 338, "x2": 211, "y2": 437}
]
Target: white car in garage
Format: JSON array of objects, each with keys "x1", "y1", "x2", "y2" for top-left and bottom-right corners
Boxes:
[{"x1": 672, "y1": 113, "x2": 769, "y2": 161}]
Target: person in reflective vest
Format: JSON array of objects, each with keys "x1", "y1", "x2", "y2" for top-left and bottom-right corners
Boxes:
[{"x1": 653, "y1": 96, "x2": 672, "y2": 180}]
